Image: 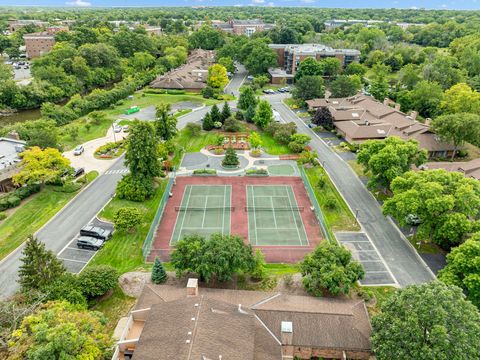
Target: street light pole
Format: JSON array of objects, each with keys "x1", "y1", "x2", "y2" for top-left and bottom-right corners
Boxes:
[{"x1": 355, "y1": 208, "x2": 360, "y2": 221}]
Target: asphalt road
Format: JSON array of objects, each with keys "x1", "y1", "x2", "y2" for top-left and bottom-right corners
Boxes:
[
  {"x1": 225, "y1": 64, "x2": 247, "y2": 98},
  {"x1": 0, "y1": 157, "x2": 126, "y2": 299},
  {"x1": 267, "y1": 94, "x2": 435, "y2": 287},
  {"x1": 0, "y1": 66, "x2": 248, "y2": 299}
]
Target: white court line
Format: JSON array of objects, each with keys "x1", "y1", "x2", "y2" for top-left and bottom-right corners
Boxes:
[
  {"x1": 284, "y1": 185, "x2": 304, "y2": 245},
  {"x1": 170, "y1": 185, "x2": 192, "y2": 245},
  {"x1": 181, "y1": 227, "x2": 224, "y2": 230},
  {"x1": 251, "y1": 186, "x2": 258, "y2": 246},
  {"x1": 201, "y1": 195, "x2": 208, "y2": 228},
  {"x1": 270, "y1": 197, "x2": 278, "y2": 229},
  {"x1": 222, "y1": 186, "x2": 226, "y2": 235}
]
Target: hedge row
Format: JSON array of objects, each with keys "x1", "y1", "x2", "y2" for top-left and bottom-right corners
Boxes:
[{"x1": 0, "y1": 184, "x2": 41, "y2": 212}]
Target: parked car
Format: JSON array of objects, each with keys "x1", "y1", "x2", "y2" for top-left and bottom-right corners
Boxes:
[
  {"x1": 73, "y1": 145, "x2": 84, "y2": 155},
  {"x1": 18, "y1": 61, "x2": 25, "y2": 65},
  {"x1": 80, "y1": 225, "x2": 113, "y2": 240},
  {"x1": 122, "y1": 125, "x2": 129, "y2": 132},
  {"x1": 247, "y1": 75, "x2": 254, "y2": 81},
  {"x1": 14, "y1": 65, "x2": 21, "y2": 70},
  {"x1": 73, "y1": 167, "x2": 85, "y2": 177},
  {"x1": 262, "y1": 89, "x2": 275, "y2": 94},
  {"x1": 76, "y1": 236, "x2": 104, "y2": 250},
  {"x1": 113, "y1": 125, "x2": 122, "y2": 133},
  {"x1": 24, "y1": 65, "x2": 29, "y2": 69},
  {"x1": 308, "y1": 122, "x2": 316, "y2": 129}
]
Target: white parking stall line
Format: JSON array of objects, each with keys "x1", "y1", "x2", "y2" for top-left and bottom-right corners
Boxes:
[{"x1": 58, "y1": 257, "x2": 88, "y2": 264}]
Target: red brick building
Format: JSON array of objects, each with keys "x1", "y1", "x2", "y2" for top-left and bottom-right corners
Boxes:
[{"x1": 23, "y1": 26, "x2": 68, "y2": 58}]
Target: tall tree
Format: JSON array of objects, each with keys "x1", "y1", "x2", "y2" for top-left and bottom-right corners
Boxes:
[
  {"x1": 12, "y1": 147, "x2": 70, "y2": 186},
  {"x1": 294, "y1": 57, "x2": 323, "y2": 81},
  {"x1": 207, "y1": 64, "x2": 228, "y2": 90},
  {"x1": 171, "y1": 233, "x2": 254, "y2": 282},
  {"x1": 369, "y1": 72, "x2": 389, "y2": 101},
  {"x1": 383, "y1": 169, "x2": 480, "y2": 249},
  {"x1": 411, "y1": 80, "x2": 444, "y2": 118},
  {"x1": 155, "y1": 103, "x2": 177, "y2": 141},
  {"x1": 440, "y1": 83, "x2": 480, "y2": 115},
  {"x1": 18, "y1": 236, "x2": 66, "y2": 292},
  {"x1": 357, "y1": 137, "x2": 428, "y2": 190},
  {"x1": 292, "y1": 75, "x2": 325, "y2": 101},
  {"x1": 220, "y1": 102, "x2": 231, "y2": 122},
  {"x1": 253, "y1": 100, "x2": 273, "y2": 129},
  {"x1": 312, "y1": 106, "x2": 334, "y2": 130},
  {"x1": 372, "y1": 281, "x2": 480, "y2": 360},
  {"x1": 431, "y1": 113, "x2": 480, "y2": 159},
  {"x1": 242, "y1": 41, "x2": 277, "y2": 75},
  {"x1": 202, "y1": 112, "x2": 214, "y2": 131},
  {"x1": 125, "y1": 121, "x2": 161, "y2": 178},
  {"x1": 329, "y1": 75, "x2": 362, "y2": 98},
  {"x1": 438, "y1": 233, "x2": 480, "y2": 308},
  {"x1": 210, "y1": 104, "x2": 222, "y2": 124},
  {"x1": 7, "y1": 301, "x2": 112, "y2": 359},
  {"x1": 300, "y1": 242, "x2": 364, "y2": 296},
  {"x1": 238, "y1": 86, "x2": 257, "y2": 110},
  {"x1": 320, "y1": 57, "x2": 341, "y2": 77}
]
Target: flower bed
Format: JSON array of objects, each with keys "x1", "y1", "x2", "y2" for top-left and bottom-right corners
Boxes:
[
  {"x1": 245, "y1": 169, "x2": 269, "y2": 177},
  {"x1": 94, "y1": 140, "x2": 126, "y2": 159},
  {"x1": 192, "y1": 169, "x2": 217, "y2": 176}
]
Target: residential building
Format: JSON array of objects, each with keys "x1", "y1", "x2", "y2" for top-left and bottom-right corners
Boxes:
[
  {"x1": 309, "y1": 95, "x2": 455, "y2": 158},
  {"x1": 0, "y1": 135, "x2": 25, "y2": 192},
  {"x1": 268, "y1": 44, "x2": 360, "y2": 84},
  {"x1": 323, "y1": 19, "x2": 424, "y2": 31},
  {"x1": 8, "y1": 19, "x2": 48, "y2": 32},
  {"x1": 150, "y1": 49, "x2": 215, "y2": 91},
  {"x1": 198, "y1": 18, "x2": 274, "y2": 37},
  {"x1": 421, "y1": 159, "x2": 480, "y2": 181},
  {"x1": 112, "y1": 279, "x2": 372, "y2": 360},
  {"x1": 23, "y1": 26, "x2": 67, "y2": 58}
]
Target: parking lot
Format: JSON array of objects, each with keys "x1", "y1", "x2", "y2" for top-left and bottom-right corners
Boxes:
[
  {"x1": 336, "y1": 232, "x2": 398, "y2": 286},
  {"x1": 57, "y1": 218, "x2": 114, "y2": 273}
]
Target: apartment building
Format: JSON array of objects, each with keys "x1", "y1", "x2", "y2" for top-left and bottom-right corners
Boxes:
[
  {"x1": 268, "y1": 43, "x2": 360, "y2": 84},
  {"x1": 23, "y1": 26, "x2": 68, "y2": 58},
  {"x1": 198, "y1": 18, "x2": 274, "y2": 37},
  {"x1": 8, "y1": 19, "x2": 48, "y2": 32}
]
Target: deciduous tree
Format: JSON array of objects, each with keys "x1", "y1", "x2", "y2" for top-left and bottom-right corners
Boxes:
[
  {"x1": 292, "y1": 75, "x2": 325, "y2": 101},
  {"x1": 431, "y1": 113, "x2": 480, "y2": 159},
  {"x1": 207, "y1": 64, "x2": 228, "y2": 90},
  {"x1": 125, "y1": 121, "x2": 161, "y2": 178},
  {"x1": 329, "y1": 75, "x2": 362, "y2": 98},
  {"x1": 238, "y1": 86, "x2": 257, "y2": 110},
  {"x1": 312, "y1": 106, "x2": 334, "y2": 130},
  {"x1": 357, "y1": 137, "x2": 427, "y2": 190},
  {"x1": 114, "y1": 207, "x2": 142, "y2": 232},
  {"x1": 440, "y1": 83, "x2": 480, "y2": 115},
  {"x1": 371, "y1": 281, "x2": 480, "y2": 360},
  {"x1": 78, "y1": 265, "x2": 119, "y2": 299},
  {"x1": 155, "y1": 103, "x2": 177, "y2": 141},
  {"x1": 253, "y1": 100, "x2": 273, "y2": 129}
]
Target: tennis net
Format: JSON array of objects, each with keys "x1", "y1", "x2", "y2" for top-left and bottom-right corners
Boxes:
[
  {"x1": 244, "y1": 206, "x2": 305, "y2": 212},
  {"x1": 174, "y1": 206, "x2": 235, "y2": 212}
]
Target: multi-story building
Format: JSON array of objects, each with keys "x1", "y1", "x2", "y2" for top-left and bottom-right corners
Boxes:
[
  {"x1": 268, "y1": 43, "x2": 361, "y2": 84},
  {"x1": 8, "y1": 19, "x2": 48, "y2": 32},
  {"x1": 23, "y1": 26, "x2": 68, "y2": 58},
  {"x1": 198, "y1": 18, "x2": 274, "y2": 37}
]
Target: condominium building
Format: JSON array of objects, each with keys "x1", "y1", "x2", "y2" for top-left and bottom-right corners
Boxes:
[{"x1": 23, "y1": 26, "x2": 68, "y2": 58}]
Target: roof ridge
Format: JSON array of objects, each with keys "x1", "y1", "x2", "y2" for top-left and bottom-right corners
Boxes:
[
  {"x1": 254, "y1": 308, "x2": 354, "y2": 317},
  {"x1": 251, "y1": 292, "x2": 281, "y2": 309}
]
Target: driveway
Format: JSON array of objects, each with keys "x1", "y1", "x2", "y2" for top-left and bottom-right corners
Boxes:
[
  {"x1": 225, "y1": 64, "x2": 247, "y2": 98},
  {"x1": 267, "y1": 94, "x2": 435, "y2": 287},
  {"x1": 64, "y1": 126, "x2": 128, "y2": 174}
]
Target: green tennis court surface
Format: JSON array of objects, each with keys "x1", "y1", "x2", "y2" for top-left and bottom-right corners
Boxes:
[
  {"x1": 246, "y1": 185, "x2": 308, "y2": 246},
  {"x1": 170, "y1": 185, "x2": 231, "y2": 244}
]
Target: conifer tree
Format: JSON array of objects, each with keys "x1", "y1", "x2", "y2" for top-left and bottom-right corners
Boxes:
[
  {"x1": 202, "y1": 112, "x2": 214, "y2": 131},
  {"x1": 222, "y1": 146, "x2": 240, "y2": 167},
  {"x1": 220, "y1": 102, "x2": 231, "y2": 123},
  {"x1": 151, "y1": 257, "x2": 167, "y2": 284},
  {"x1": 210, "y1": 104, "x2": 221, "y2": 124},
  {"x1": 244, "y1": 105, "x2": 256, "y2": 123},
  {"x1": 18, "y1": 235, "x2": 66, "y2": 292}
]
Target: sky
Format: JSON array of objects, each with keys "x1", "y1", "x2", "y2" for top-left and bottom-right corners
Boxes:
[{"x1": 0, "y1": 0, "x2": 479, "y2": 9}]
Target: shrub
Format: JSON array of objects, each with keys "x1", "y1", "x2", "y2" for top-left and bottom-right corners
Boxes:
[
  {"x1": 214, "y1": 148, "x2": 224, "y2": 155},
  {"x1": 116, "y1": 174, "x2": 155, "y2": 202},
  {"x1": 114, "y1": 207, "x2": 142, "y2": 232},
  {"x1": 0, "y1": 212, "x2": 7, "y2": 221},
  {"x1": 223, "y1": 117, "x2": 242, "y2": 132},
  {"x1": 151, "y1": 257, "x2": 167, "y2": 284},
  {"x1": 325, "y1": 196, "x2": 337, "y2": 210},
  {"x1": 297, "y1": 151, "x2": 318, "y2": 166},
  {"x1": 54, "y1": 181, "x2": 82, "y2": 193},
  {"x1": 78, "y1": 265, "x2": 119, "y2": 299},
  {"x1": 6, "y1": 195, "x2": 21, "y2": 208},
  {"x1": 250, "y1": 149, "x2": 261, "y2": 157},
  {"x1": 235, "y1": 111, "x2": 244, "y2": 121},
  {"x1": 201, "y1": 86, "x2": 215, "y2": 99},
  {"x1": 317, "y1": 176, "x2": 326, "y2": 189},
  {"x1": 222, "y1": 147, "x2": 240, "y2": 167},
  {"x1": 162, "y1": 160, "x2": 173, "y2": 172},
  {"x1": 193, "y1": 169, "x2": 217, "y2": 175},
  {"x1": 245, "y1": 168, "x2": 268, "y2": 176},
  {"x1": 213, "y1": 121, "x2": 222, "y2": 129},
  {"x1": 250, "y1": 249, "x2": 267, "y2": 280},
  {"x1": 185, "y1": 122, "x2": 202, "y2": 136}
]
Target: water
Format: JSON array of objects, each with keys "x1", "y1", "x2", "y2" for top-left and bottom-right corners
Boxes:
[{"x1": 0, "y1": 108, "x2": 42, "y2": 127}]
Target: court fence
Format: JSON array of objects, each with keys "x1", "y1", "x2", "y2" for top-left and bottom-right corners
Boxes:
[
  {"x1": 299, "y1": 166, "x2": 335, "y2": 243},
  {"x1": 142, "y1": 175, "x2": 175, "y2": 260}
]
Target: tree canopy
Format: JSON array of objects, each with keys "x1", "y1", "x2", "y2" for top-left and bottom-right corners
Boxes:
[
  {"x1": 253, "y1": 100, "x2": 273, "y2": 129},
  {"x1": 300, "y1": 242, "x2": 364, "y2": 296},
  {"x1": 357, "y1": 137, "x2": 427, "y2": 190},
  {"x1": 383, "y1": 169, "x2": 480, "y2": 249},
  {"x1": 371, "y1": 281, "x2": 480, "y2": 360},
  {"x1": 207, "y1": 63, "x2": 229, "y2": 90},
  {"x1": 292, "y1": 75, "x2": 325, "y2": 101},
  {"x1": 155, "y1": 103, "x2": 178, "y2": 141}
]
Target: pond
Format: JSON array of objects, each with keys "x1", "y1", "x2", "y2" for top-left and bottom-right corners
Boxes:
[{"x1": 0, "y1": 108, "x2": 42, "y2": 127}]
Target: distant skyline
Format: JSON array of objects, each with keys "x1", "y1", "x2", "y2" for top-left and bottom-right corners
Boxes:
[{"x1": 1, "y1": 0, "x2": 479, "y2": 10}]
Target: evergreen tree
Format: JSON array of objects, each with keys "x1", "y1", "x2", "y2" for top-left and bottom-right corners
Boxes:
[
  {"x1": 202, "y1": 112, "x2": 214, "y2": 131},
  {"x1": 125, "y1": 121, "x2": 161, "y2": 178},
  {"x1": 210, "y1": 104, "x2": 222, "y2": 124},
  {"x1": 155, "y1": 103, "x2": 177, "y2": 141},
  {"x1": 151, "y1": 257, "x2": 167, "y2": 284},
  {"x1": 222, "y1": 146, "x2": 240, "y2": 167},
  {"x1": 220, "y1": 102, "x2": 231, "y2": 123},
  {"x1": 238, "y1": 86, "x2": 257, "y2": 110},
  {"x1": 18, "y1": 235, "x2": 66, "y2": 292},
  {"x1": 244, "y1": 105, "x2": 256, "y2": 123}
]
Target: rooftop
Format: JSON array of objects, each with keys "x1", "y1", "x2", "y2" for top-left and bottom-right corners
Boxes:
[{"x1": 269, "y1": 43, "x2": 360, "y2": 56}]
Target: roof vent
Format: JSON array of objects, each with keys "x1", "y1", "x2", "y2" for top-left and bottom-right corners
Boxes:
[
  {"x1": 186, "y1": 339, "x2": 191, "y2": 344},
  {"x1": 191, "y1": 317, "x2": 196, "y2": 321},
  {"x1": 188, "y1": 331, "x2": 192, "y2": 335},
  {"x1": 352, "y1": 112, "x2": 359, "y2": 118},
  {"x1": 281, "y1": 321, "x2": 293, "y2": 333}
]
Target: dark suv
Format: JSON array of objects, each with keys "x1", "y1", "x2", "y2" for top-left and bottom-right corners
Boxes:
[
  {"x1": 80, "y1": 225, "x2": 112, "y2": 241},
  {"x1": 76, "y1": 236, "x2": 104, "y2": 250}
]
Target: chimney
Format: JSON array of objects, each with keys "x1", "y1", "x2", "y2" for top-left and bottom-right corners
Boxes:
[
  {"x1": 425, "y1": 118, "x2": 432, "y2": 126},
  {"x1": 383, "y1": 98, "x2": 390, "y2": 106},
  {"x1": 410, "y1": 111, "x2": 418, "y2": 120},
  {"x1": 395, "y1": 103, "x2": 401, "y2": 111},
  {"x1": 186, "y1": 278, "x2": 198, "y2": 296},
  {"x1": 280, "y1": 321, "x2": 293, "y2": 345}
]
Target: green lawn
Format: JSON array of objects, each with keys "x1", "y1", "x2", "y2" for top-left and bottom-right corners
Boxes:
[
  {"x1": 260, "y1": 132, "x2": 291, "y2": 155},
  {"x1": 0, "y1": 186, "x2": 79, "y2": 261},
  {"x1": 173, "y1": 128, "x2": 222, "y2": 166},
  {"x1": 347, "y1": 159, "x2": 365, "y2": 177},
  {"x1": 305, "y1": 166, "x2": 360, "y2": 233},
  {"x1": 59, "y1": 118, "x2": 113, "y2": 151},
  {"x1": 89, "y1": 180, "x2": 168, "y2": 274}
]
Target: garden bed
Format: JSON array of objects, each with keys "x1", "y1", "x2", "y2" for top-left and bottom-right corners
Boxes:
[
  {"x1": 94, "y1": 140, "x2": 126, "y2": 159},
  {"x1": 245, "y1": 169, "x2": 269, "y2": 177},
  {"x1": 192, "y1": 169, "x2": 217, "y2": 176}
]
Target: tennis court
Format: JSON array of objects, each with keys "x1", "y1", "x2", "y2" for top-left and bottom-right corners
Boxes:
[
  {"x1": 246, "y1": 185, "x2": 309, "y2": 246},
  {"x1": 170, "y1": 185, "x2": 232, "y2": 244}
]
